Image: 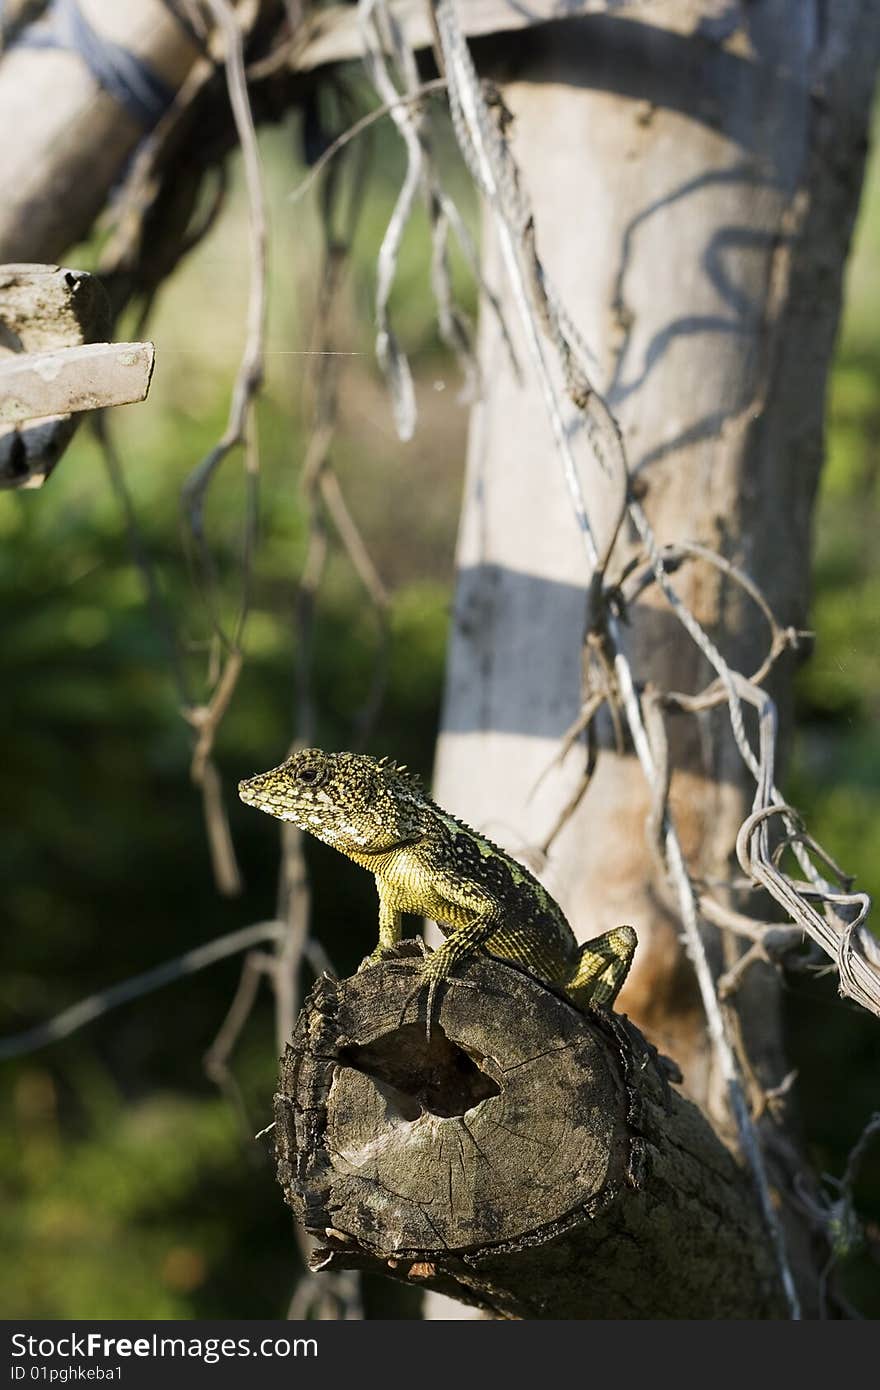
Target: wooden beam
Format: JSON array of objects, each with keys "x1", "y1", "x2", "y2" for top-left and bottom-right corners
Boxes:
[
  {"x1": 292, "y1": 1, "x2": 626, "y2": 72},
  {"x1": 0, "y1": 341, "x2": 154, "y2": 424}
]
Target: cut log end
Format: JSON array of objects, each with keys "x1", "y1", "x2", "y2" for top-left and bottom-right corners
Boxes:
[{"x1": 274, "y1": 943, "x2": 788, "y2": 1319}]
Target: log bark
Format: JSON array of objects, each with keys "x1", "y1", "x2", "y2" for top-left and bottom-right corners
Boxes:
[{"x1": 275, "y1": 944, "x2": 786, "y2": 1320}]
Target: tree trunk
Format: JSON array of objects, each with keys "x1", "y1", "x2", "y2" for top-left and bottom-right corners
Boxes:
[
  {"x1": 430, "y1": 1, "x2": 879, "y2": 1314},
  {"x1": 275, "y1": 945, "x2": 786, "y2": 1319}
]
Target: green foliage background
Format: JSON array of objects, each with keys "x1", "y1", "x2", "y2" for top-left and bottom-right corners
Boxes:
[{"x1": 1, "y1": 110, "x2": 879, "y2": 1317}]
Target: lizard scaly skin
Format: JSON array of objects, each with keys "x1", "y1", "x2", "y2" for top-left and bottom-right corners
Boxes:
[{"x1": 239, "y1": 748, "x2": 636, "y2": 1016}]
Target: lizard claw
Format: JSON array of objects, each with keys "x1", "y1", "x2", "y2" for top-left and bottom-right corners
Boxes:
[
  {"x1": 425, "y1": 974, "x2": 440, "y2": 1044},
  {"x1": 357, "y1": 939, "x2": 430, "y2": 973},
  {"x1": 389, "y1": 966, "x2": 445, "y2": 1041},
  {"x1": 356, "y1": 945, "x2": 400, "y2": 973}
]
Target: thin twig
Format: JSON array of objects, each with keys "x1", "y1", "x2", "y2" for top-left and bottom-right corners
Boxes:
[
  {"x1": 181, "y1": 0, "x2": 267, "y2": 551},
  {"x1": 176, "y1": 0, "x2": 268, "y2": 894},
  {"x1": 93, "y1": 411, "x2": 191, "y2": 706},
  {"x1": 359, "y1": 0, "x2": 515, "y2": 433},
  {"x1": 0, "y1": 921, "x2": 287, "y2": 1061},
  {"x1": 204, "y1": 947, "x2": 276, "y2": 1130},
  {"x1": 288, "y1": 78, "x2": 449, "y2": 205},
  {"x1": 185, "y1": 650, "x2": 245, "y2": 896}
]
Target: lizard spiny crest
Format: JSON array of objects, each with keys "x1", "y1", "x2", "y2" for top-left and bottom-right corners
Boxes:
[{"x1": 238, "y1": 748, "x2": 425, "y2": 854}]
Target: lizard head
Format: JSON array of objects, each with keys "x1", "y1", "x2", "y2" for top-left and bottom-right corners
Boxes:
[{"x1": 238, "y1": 748, "x2": 425, "y2": 856}]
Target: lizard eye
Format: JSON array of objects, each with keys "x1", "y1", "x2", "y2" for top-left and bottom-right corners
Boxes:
[{"x1": 295, "y1": 766, "x2": 322, "y2": 785}]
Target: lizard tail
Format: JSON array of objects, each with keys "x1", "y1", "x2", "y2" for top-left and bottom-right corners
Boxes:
[{"x1": 564, "y1": 924, "x2": 637, "y2": 1009}]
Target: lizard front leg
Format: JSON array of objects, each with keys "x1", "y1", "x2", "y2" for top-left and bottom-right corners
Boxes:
[
  {"x1": 357, "y1": 881, "x2": 405, "y2": 971},
  {"x1": 377, "y1": 885, "x2": 404, "y2": 951}
]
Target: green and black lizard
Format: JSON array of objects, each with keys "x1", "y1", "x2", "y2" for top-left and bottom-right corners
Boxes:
[{"x1": 239, "y1": 748, "x2": 636, "y2": 1017}]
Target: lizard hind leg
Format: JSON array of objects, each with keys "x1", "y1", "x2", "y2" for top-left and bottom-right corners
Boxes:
[{"x1": 564, "y1": 924, "x2": 638, "y2": 1010}]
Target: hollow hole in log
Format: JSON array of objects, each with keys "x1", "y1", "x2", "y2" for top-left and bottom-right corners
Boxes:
[{"x1": 340, "y1": 1023, "x2": 501, "y2": 1119}]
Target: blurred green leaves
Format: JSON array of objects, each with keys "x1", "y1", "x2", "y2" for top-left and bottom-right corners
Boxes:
[
  {"x1": 792, "y1": 347, "x2": 880, "y2": 909},
  {"x1": 0, "y1": 114, "x2": 468, "y2": 1317}
]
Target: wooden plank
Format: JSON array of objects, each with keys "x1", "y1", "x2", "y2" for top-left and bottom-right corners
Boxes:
[{"x1": 0, "y1": 341, "x2": 155, "y2": 424}]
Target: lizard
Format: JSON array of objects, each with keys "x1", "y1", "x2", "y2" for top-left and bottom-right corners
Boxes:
[{"x1": 238, "y1": 747, "x2": 637, "y2": 1025}]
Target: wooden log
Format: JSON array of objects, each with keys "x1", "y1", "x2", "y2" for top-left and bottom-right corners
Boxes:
[
  {"x1": 0, "y1": 1, "x2": 47, "y2": 46},
  {"x1": 274, "y1": 943, "x2": 787, "y2": 1319}
]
